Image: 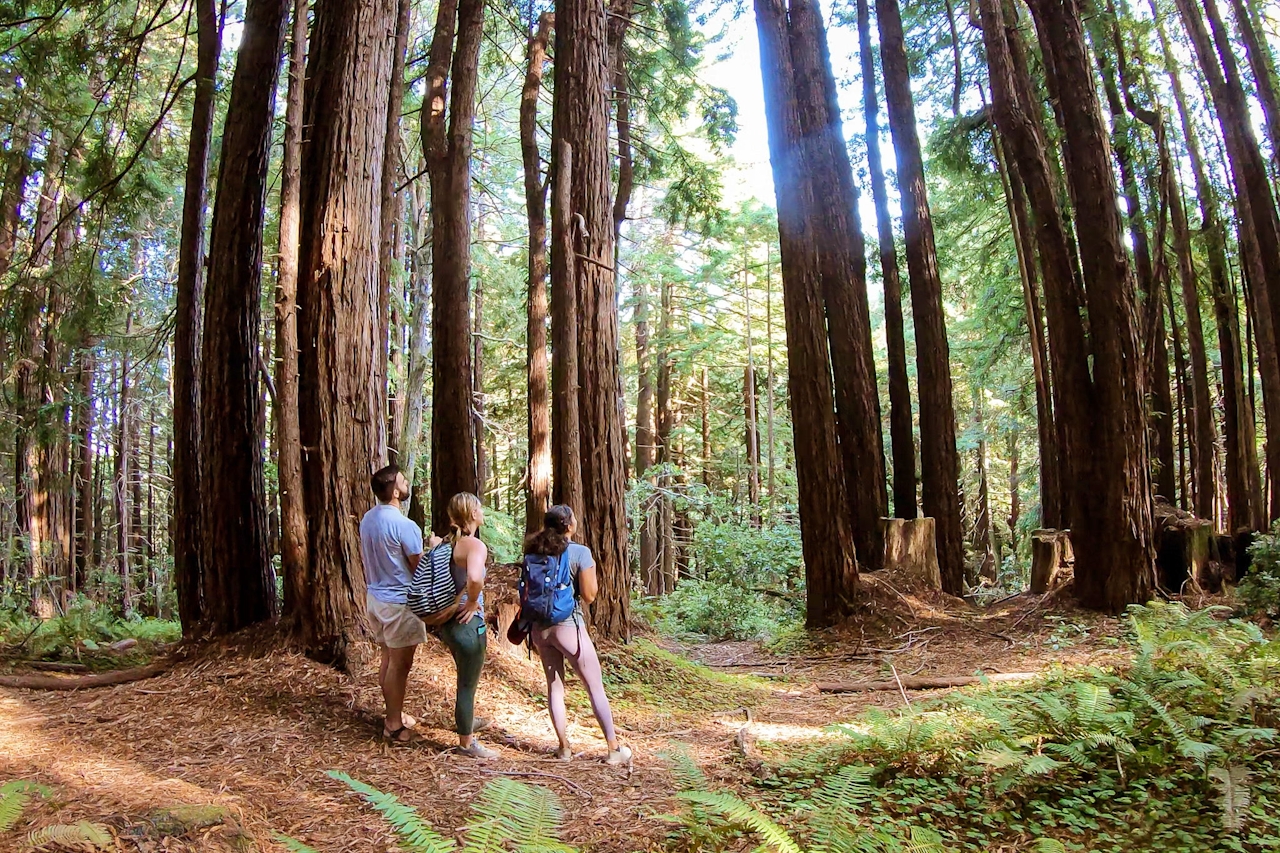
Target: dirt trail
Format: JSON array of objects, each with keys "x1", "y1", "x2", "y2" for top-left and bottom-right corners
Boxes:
[{"x1": 0, "y1": 593, "x2": 1120, "y2": 852}]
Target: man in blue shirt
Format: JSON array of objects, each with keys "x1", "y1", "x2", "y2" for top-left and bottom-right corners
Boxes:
[{"x1": 360, "y1": 464, "x2": 436, "y2": 743}]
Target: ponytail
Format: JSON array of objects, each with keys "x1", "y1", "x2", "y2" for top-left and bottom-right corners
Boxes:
[{"x1": 523, "y1": 505, "x2": 574, "y2": 557}]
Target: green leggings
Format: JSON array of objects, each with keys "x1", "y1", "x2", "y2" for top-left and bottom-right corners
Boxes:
[{"x1": 437, "y1": 615, "x2": 487, "y2": 735}]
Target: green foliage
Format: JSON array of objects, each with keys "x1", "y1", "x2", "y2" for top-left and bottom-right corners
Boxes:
[
  {"x1": 316, "y1": 771, "x2": 572, "y2": 853},
  {"x1": 0, "y1": 781, "x2": 50, "y2": 833},
  {"x1": 25, "y1": 821, "x2": 111, "y2": 851},
  {"x1": 714, "y1": 604, "x2": 1280, "y2": 852},
  {"x1": 0, "y1": 595, "x2": 178, "y2": 668},
  {"x1": 1240, "y1": 529, "x2": 1280, "y2": 619}
]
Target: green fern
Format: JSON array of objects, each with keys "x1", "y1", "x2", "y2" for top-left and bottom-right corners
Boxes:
[
  {"x1": 25, "y1": 821, "x2": 111, "y2": 850},
  {"x1": 328, "y1": 771, "x2": 457, "y2": 853},
  {"x1": 678, "y1": 791, "x2": 802, "y2": 853},
  {"x1": 464, "y1": 777, "x2": 571, "y2": 853},
  {"x1": 1210, "y1": 765, "x2": 1251, "y2": 831},
  {"x1": 661, "y1": 748, "x2": 710, "y2": 792},
  {"x1": 274, "y1": 834, "x2": 322, "y2": 853},
  {"x1": 1033, "y1": 840, "x2": 1067, "y2": 853},
  {"x1": 0, "y1": 781, "x2": 50, "y2": 833}
]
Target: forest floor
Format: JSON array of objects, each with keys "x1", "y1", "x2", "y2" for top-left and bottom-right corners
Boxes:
[{"x1": 0, "y1": 579, "x2": 1154, "y2": 852}]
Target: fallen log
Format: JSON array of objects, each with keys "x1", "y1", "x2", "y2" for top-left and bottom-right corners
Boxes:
[
  {"x1": 816, "y1": 672, "x2": 1039, "y2": 694},
  {"x1": 0, "y1": 660, "x2": 171, "y2": 691},
  {"x1": 27, "y1": 661, "x2": 89, "y2": 673}
]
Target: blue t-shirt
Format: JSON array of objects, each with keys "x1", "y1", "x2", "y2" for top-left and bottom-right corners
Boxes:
[
  {"x1": 563, "y1": 543, "x2": 595, "y2": 624},
  {"x1": 360, "y1": 504, "x2": 424, "y2": 605}
]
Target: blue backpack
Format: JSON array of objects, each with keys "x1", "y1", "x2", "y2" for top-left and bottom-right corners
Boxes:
[{"x1": 519, "y1": 550, "x2": 577, "y2": 625}]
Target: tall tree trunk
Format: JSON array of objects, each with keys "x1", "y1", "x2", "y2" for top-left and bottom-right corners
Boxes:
[
  {"x1": 550, "y1": 138, "x2": 583, "y2": 518},
  {"x1": 116, "y1": 325, "x2": 132, "y2": 616},
  {"x1": 378, "y1": 0, "x2": 411, "y2": 466},
  {"x1": 743, "y1": 259, "x2": 761, "y2": 525},
  {"x1": 857, "y1": 0, "x2": 916, "y2": 521},
  {"x1": 1227, "y1": 0, "x2": 1280, "y2": 174},
  {"x1": 200, "y1": 0, "x2": 288, "y2": 635},
  {"x1": 755, "y1": 0, "x2": 859, "y2": 626},
  {"x1": 974, "y1": 400, "x2": 996, "y2": 582},
  {"x1": 0, "y1": 112, "x2": 35, "y2": 278},
  {"x1": 654, "y1": 275, "x2": 673, "y2": 598},
  {"x1": 523, "y1": 12, "x2": 553, "y2": 534},
  {"x1": 297, "y1": 0, "x2": 399, "y2": 667},
  {"x1": 634, "y1": 275, "x2": 658, "y2": 581},
  {"x1": 552, "y1": 0, "x2": 629, "y2": 639},
  {"x1": 1176, "y1": 0, "x2": 1280, "y2": 519},
  {"x1": 172, "y1": 0, "x2": 221, "y2": 635},
  {"x1": 424, "y1": 0, "x2": 483, "y2": 534},
  {"x1": 1156, "y1": 11, "x2": 1261, "y2": 530},
  {"x1": 787, "y1": 0, "x2": 886, "y2": 572},
  {"x1": 474, "y1": 264, "x2": 487, "y2": 499},
  {"x1": 276, "y1": 0, "x2": 310, "y2": 622},
  {"x1": 877, "y1": 0, "x2": 963, "y2": 591},
  {"x1": 400, "y1": 167, "x2": 432, "y2": 514},
  {"x1": 765, "y1": 248, "x2": 777, "y2": 513},
  {"x1": 1023, "y1": 0, "x2": 1155, "y2": 610},
  {"x1": 74, "y1": 348, "x2": 94, "y2": 593},
  {"x1": 700, "y1": 366, "x2": 711, "y2": 488}
]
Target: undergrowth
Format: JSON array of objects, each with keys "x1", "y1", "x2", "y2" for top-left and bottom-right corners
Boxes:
[
  {"x1": 0, "y1": 594, "x2": 179, "y2": 669},
  {"x1": 665, "y1": 603, "x2": 1280, "y2": 853},
  {"x1": 597, "y1": 637, "x2": 769, "y2": 714}
]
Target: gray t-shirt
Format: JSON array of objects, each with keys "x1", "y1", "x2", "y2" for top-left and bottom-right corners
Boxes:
[
  {"x1": 563, "y1": 543, "x2": 595, "y2": 624},
  {"x1": 360, "y1": 504, "x2": 424, "y2": 605}
]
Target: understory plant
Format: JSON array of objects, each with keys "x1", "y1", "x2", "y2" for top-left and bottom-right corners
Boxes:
[
  {"x1": 278, "y1": 771, "x2": 573, "y2": 853},
  {"x1": 670, "y1": 604, "x2": 1280, "y2": 853},
  {"x1": 1240, "y1": 528, "x2": 1280, "y2": 620}
]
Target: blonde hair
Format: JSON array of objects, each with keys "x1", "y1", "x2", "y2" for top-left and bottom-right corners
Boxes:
[{"x1": 446, "y1": 492, "x2": 483, "y2": 543}]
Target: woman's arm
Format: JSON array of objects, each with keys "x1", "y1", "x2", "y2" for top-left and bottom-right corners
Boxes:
[
  {"x1": 455, "y1": 538, "x2": 488, "y2": 622},
  {"x1": 578, "y1": 565, "x2": 598, "y2": 604}
]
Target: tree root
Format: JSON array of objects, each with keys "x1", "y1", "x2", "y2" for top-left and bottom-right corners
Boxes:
[{"x1": 0, "y1": 660, "x2": 172, "y2": 690}]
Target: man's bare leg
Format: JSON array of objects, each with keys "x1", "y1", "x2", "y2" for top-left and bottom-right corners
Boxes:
[{"x1": 382, "y1": 644, "x2": 417, "y2": 739}]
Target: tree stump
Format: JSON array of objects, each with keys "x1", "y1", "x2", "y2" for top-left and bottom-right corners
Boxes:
[
  {"x1": 879, "y1": 517, "x2": 941, "y2": 590},
  {"x1": 489, "y1": 602, "x2": 524, "y2": 658},
  {"x1": 1030, "y1": 529, "x2": 1071, "y2": 594},
  {"x1": 1152, "y1": 499, "x2": 1217, "y2": 592},
  {"x1": 1235, "y1": 529, "x2": 1256, "y2": 579}
]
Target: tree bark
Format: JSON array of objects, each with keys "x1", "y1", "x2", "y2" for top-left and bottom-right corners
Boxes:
[
  {"x1": 1175, "y1": 0, "x2": 1280, "y2": 520},
  {"x1": 0, "y1": 112, "x2": 35, "y2": 278},
  {"x1": 378, "y1": 0, "x2": 411, "y2": 467},
  {"x1": 400, "y1": 164, "x2": 431, "y2": 513},
  {"x1": 754, "y1": 0, "x2": 859, "y2": 626},
  {"x1": 523, "y1": 12, "x2": 554, "y2": 534},
  {"x1": 1227, "y1": 0, "x2": 1280, "y2": 175},
  {"x1": 276, "y1": 0, "x2": 310, "y2": 622},
  {"x1": 877, "y1": 0, "x2": 963, "y2": 591},
  {"x1": 1156, "y1": 11, "x2": 1261, "y2": 531},
  {"x1": 1022, "y1": 0, "x2": 1156, "y2": 610},
  {"x1": 424, "y1": 0, "x2": 484, "y2": 534},
  {"x1": 654, "y1": 275, "x2": 673, "y2": 597},
  {"x1": 550, "y1": 138, "x2": 583, "y2": 518},
  {"x1": 73, "y1": 348, "x2": 94, "y2": 593},
  {"x1": 115, "y1": 322, "x2": 132, "y2": 616},
  {"x1": 634, "y1": 274, "x2": 658, "y2": 580},
  {"x1": 553, "y1": 0, "x2": 630, "y2": 639},
  {"x1": 857, "y1": 0, "x2": 916, "y2": 521},
  {"x1": 199, "y1": 0, "x2": 288, "y2": 635},
  {"x1": 297, "y1": 0, "x2": 399, "y2": 667}
]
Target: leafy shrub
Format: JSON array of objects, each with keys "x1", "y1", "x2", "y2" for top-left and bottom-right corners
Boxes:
[
  {"x1": 279, "y1": 771, "x2": 572, "y2": 853},
  {"x1": 0, "y1": 594, "x2": 179, "y2": 666},
  {"x1": 1240, "y1": 528, "x2": 1280, "y2": 619},
  {"x1": 703, "y1": 604, "x2": 1280, "y2": 852},
  {"x1": 655, "y1": 578, "x2": 785, "y2": 640},
  {"x1": 693, "y1": 520, "x2": 803, "y2": 590}
]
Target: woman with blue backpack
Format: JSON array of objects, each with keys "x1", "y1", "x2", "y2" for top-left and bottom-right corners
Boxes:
[{"x1": 520, "y1": 505, "x2": 631, "y2": 766}]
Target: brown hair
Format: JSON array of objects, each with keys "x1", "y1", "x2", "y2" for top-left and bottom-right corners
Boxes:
[
  {"x1": 371, "y1": 464, "x2": 401, "y2": 502},
  {"x1": 446, "y1": 492, "x2": 483, "y2": 544},
  {"x1": 523, "y1": 505, "x2": 574, "y2": 557}
]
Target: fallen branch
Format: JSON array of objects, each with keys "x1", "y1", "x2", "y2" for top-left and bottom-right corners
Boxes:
[
  {"x1": 816, "y1": 672, "x2": 1039, "y2": 694},
  {"x1": 476, "y1": 769, "x2": 593, "y2": 799},
  {"x1": 27, "y1": 661, "x2": 89, "y2": 673},
  {"x1": 0, "y1": 660, "x2": 171, "y2": 690}
]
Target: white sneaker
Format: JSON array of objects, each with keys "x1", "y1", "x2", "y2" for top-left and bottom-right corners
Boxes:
[
  {"x1": 605, "y1": 745, "x2": 632, "y2": 766},
  {"x1": 554, "y1": 746, "x2": 574, "y2": 762},
  {"x1": 458, "y1": 741, "x2": 499, "y2": 760}
]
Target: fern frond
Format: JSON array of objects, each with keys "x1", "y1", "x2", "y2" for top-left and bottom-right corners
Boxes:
[
  {"x1": 464, "y1": 778, "x2": 570, "y2": 853},
  {"x1": 809, "y1": 765, "x2": 875, "y2": 812},
  {"x1": 1034, "y1": 839, "x2": 1068, "y2": 853},
  {"x1": 678, "y1": 791, "x2": 802, "y2": 853},
  {"x1": 274, "y1": 833, "x2": 322, "y2": 853},
  {"x1": 662, "y1": 748, "x2": 710, "y2": 792},
  {"x1": 26, "y1": 821, "x2": 111, "y2": 850},
  {"x1": 1211, "y1": 765, "x2": 1251, "y2": 831},
  {"x1": 900, "y1": 825, "x2": 946, "y2": 853},
  {"x1": 328, "y1": 771, "x2": 456, "y2": 853}
]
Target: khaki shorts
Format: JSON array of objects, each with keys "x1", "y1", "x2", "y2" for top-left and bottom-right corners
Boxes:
[{"x1": 367, "y1": 593, "x2": 428, "y2": 649}]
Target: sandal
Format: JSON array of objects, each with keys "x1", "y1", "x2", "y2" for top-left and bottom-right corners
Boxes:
[{"x1": 383, "y1": 726, "x2": 418, "y2": 746}]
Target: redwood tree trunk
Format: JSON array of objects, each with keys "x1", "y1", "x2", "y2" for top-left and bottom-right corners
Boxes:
[
  {"x1": 1227, "y1": 0, "x2": 1280, "y2": 174},
  {"x1": 877, "y1": 0, "x2": 963, "y2": 592},
  {"x1": 1176, "y1": 0, "x2": 1280, "y2": 520},
  {"x1": 553, "y1": 0, "x2": 630, "y2": 639},
  {"x1": 634, "y1": 276, "x2": 658, "y2": 581},
  {"x1": 790, "y1": 0, "x2": 886, "y2": 570},
  {"x1": 1024, "y1": 0, "x2": 1155, "y2": 610},
  {"x1": 199, "y1": 0, "x2": 288, "y2": 635},
  {"x1": 276, "y1": 0, "x2": 310, "y2": 621},
  {"x1": 755, "y1": 0, "x2": 859, "y2": 626},
  {"x1": 523, "y1": 12, "x2": 554, "y2": 534},
  {"x1": 424, "y1": 0, "x2": 483, "y2": 534},
  {"x1": 297, "y1": 0, "x2": 399, "y2": 666},
  {"x1": 857, "y1": 0, "x2": 916, "y2": 521},
  {"x1": 550, "y1": 138, "x2": 583, "y2": 518},
  {"x1": 171, "y1": 0, "x2": 221, "y2": 633}
]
